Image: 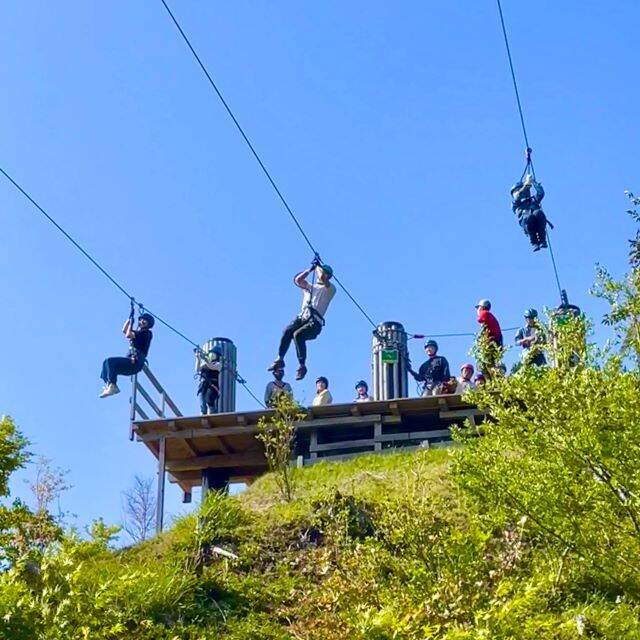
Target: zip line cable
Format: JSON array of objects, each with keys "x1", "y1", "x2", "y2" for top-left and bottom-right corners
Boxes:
[
  {"x1": 0, "y1": 165, "x2": 265, "y2": 408},
  {"x1": 495, "y1": 0, "x2": 568, "y2": 297},
  {"x1": 495, "y1": 0, "x2": 532, "y2": 155},
  {"x1": 158, "y1": 0, "x2": 378, "y2": 330}
]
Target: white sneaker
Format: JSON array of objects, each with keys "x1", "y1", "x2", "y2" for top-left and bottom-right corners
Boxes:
[{"x1": 99, "y1": 383, "x2": 120, "y2": 398}]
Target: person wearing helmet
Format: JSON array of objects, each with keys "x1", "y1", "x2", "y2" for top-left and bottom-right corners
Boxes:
[
  {"x1": 515, "y1": 308, "x2": 547, "y2": 366},
  {"x1": 197, "y1": 346, "x2": 223, "y2": 415},
  {"x1": 409, "y1": 340, "x2": 451, "y2": 396},
  {"x1": 475, "y1": 299, "x2": 503, "y2": 346},
  {"x1": 455, "y1": 363, "x2": 476, "y2": 393},
  {"x1": 264, "y1": 366, "x2": 293, "y2": 408},
  {"x1": 268, "y1": 258, "x2": 337, "y2": 381},
  {"x1": 354, "y1": 380, "x2": 373, "y2": 402},
  {"x1": 473, "y1": 373, "x2": 486, "y2": 386},
  {"x1": 511, "y1": 174, "x2": 553, "y2": 252},
  {"x1": 312, "y1": 376, "x2": 333, "y2": 406},
  {"x1": 99, "y1": 312, "x2": 154, "y2": 398}
]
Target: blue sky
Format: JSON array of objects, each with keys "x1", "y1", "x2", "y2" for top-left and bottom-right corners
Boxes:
[{"x1": 1, "y1": 1, "x2": 638, "y2": 533}]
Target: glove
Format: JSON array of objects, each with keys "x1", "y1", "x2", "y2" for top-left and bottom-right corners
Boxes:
[{"x1": 311, "y1": 255, "x2": 322, "y2": 268}]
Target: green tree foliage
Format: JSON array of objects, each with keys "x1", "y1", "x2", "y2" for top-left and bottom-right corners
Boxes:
[{"x1": 257, "y1": 393, "x2": 305, "y2": 502}]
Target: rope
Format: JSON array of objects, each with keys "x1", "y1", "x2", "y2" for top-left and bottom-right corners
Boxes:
[
  {"x1": 0, "y1": 165, "x2": 263, "y2": 407},
  {"x1": 495, "y1": 0, "x2": 533, "y2": 158},
  {"x1": 158, "y1": 0, "x2": 377, "y2": 330},
  {"x1": 546, "y1": 232, "x2": 564, "y2": 299},
  {"x1": 407, "y1": 327, "x2": 519, "y2": 339}
]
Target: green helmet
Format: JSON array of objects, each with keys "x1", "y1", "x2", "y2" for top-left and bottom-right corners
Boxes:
[
  {"x1": 320, "y1": 264, "x2": 333, "y2": 278},
  {"x1": 524, "y1": 308, "x2": 538, "y2": 319}
]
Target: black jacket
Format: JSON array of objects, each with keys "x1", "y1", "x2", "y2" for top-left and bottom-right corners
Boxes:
[{"x1": 412, "y1": 356, "x2": 450, "y2": 386}]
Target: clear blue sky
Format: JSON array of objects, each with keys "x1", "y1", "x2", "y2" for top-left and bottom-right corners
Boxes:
[{"x1": 1, "y1": 1, "x2": 638, "y2": 532}]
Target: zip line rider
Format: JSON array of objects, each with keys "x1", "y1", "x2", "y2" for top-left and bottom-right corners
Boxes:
[
  {"x1": 511, "y1": 174, "x2": 553, "y2": 251},
  {"x1": 268, "y1": 257, "x2": 336, "y2": 381},
  {"x1": 99, "y1": 310, "x2": 154, "y2": 398},
  {"x1": 197, "y1": 345, "x2": 223, "y2": 415}
]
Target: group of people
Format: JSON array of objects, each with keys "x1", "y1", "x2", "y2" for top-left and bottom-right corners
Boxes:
[{"x1": 97, "y1": 256, "x2": 548, "y2": 411}]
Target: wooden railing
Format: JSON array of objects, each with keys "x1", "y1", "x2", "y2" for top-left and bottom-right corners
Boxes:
[{"x1": 129, "y1": 364, "x2": 182, "y2": 441}]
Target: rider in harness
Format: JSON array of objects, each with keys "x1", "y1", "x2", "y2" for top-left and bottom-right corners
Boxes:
[
  {"x1": 197, "y1": 346, "x2": 223, "y2": 415},
  {"x1": 511, "y1": 174, "x2": 553, "y2": 251},
  {"x1": 268, "y1": 258, "x2": 336, "y2": 381}
]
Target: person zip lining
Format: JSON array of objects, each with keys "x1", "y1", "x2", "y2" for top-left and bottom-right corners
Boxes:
[
  {"x1": 268, "y1": 256, "x2": 336, "y2": 381},
  {"x1": 99, "y1": 302, "x2": 154, "y2": 398},
  {"x1": 511, "y1": 171, "x2": 553, "y2": 251}
]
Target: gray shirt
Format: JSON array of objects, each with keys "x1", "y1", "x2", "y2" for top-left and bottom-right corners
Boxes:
[{"x1": 264, "y1": 380, "x2": 293, "y2": 407}]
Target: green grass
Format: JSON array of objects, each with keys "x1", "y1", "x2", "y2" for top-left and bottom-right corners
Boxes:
[{"x1": 2, "y1": 448, "x2": 639, "y2": 639}]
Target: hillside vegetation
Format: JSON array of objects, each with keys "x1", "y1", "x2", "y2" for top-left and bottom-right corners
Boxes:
[{"x1": 2, "y1": 194, "x2": 640, "y2": 638}]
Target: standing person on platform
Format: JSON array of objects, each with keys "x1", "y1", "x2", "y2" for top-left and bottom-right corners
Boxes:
[
  {"x1": 268, "y1": 258, "x2": 336, "y2": 381},
  {"x1": 409, "y1": 340, "x2": 451, "y2": 396},
  {"x1": 475, "y1": 299, "x2": 503, "y2": 373},
  {"x1": 99, "y1": 312, "x2": 154, "y2": 398},
  {"x1": 264, "y1": 367, "x2": 293, "y2": 408},
  {"x1": 455, "y1": 363, "x2": 476, "y2": 393},
  {"x1": 515, "y1": 308, "x2": 547, "y2": 366},
  {"x1": 354, "y1": 380, "x2": 373, "y2": 402},
  {"x1": 197, "y1": 346, "x2": 223, "y2": 415},
  {"x1": 312, "y1": 376, "x2": 333, "y2": 406}
]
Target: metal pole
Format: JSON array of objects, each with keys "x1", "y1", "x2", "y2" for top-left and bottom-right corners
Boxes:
[
  {"x1": 129, "y1": 373, "x2": 138, "y2": 441},
  {"x1": 156, "y1": 436, "x2": 166, "y2": 534}
]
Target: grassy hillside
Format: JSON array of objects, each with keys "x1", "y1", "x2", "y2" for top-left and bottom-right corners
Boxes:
[{"x1": 3, "y1": 446, "x2": 639, "y2": 639}]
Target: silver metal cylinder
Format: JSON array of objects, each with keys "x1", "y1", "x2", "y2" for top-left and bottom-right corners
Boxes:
[
  {"x1": 372, "y1": 321, "x2": 409, "y2": 400},
  {"x1": 196, "y1": 337, "x2": 237, "y2": 413}
]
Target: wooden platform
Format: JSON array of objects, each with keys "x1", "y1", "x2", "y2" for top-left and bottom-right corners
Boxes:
[{"x1": 133, "y1": 395, "x2": 482, "y2": 493}]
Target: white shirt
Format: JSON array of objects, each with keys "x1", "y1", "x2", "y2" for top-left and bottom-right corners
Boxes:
[
  {"x1": 355, "y1": 395, "x2": 373, "y2": 403},
  {"x1": 300, "y1": 283, "x2": 336, "y2": 319},
  {"x1": 455, "y1": 378, "x2": 475, "y2": 394},
  {"x1": 312, "y1": 389, "x2": 333, "y2": 406}
]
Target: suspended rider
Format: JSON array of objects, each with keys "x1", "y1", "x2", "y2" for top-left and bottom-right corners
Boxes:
[
  {"x1": 268, "y1": 257, "x2": 336, "y2": 381},
  {"x1": 99, "y1": 309, "x2": 154, "y2": 398},
  {"x1": 511, "y1": 174, "x2": 553, "y2": 251},
  {"x1": 197, "y1": 345, "x2": 223, "y2": 415}
]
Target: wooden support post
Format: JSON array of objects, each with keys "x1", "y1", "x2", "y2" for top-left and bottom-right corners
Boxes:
[
  {"x1": 309, "y1": 429, "x2": 318, "y2": 460},
  {"x1": 374, "y1": 421, "x2": 382, "y2": 452},
  {"x1": 156, "y1": 436, "x2": 166, "y2": 534},
  {"x1": 201, "y1": 468, "x2": 231, "y2": 498}
]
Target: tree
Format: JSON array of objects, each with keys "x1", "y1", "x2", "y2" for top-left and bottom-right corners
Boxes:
[
  {"x1": 256, "y1": 393, "x2": 305, "y2": 502},
  {"x1": 121, "y1": 475, "x2": 156, "y2": 543},
  {"x1": 453, "y1": 189, "x2": 640, "y2": 599}
]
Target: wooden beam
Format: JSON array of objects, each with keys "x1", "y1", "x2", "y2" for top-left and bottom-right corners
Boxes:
[
  {"x1": 311, "y1": 438, "x2": 376, "y2": 453},
  {"x1": 138, "y1": 424, "x2": 258, "y2": 442},
  {"x1": 166, "y1": 451, "x2": 266, "y2": 472}
]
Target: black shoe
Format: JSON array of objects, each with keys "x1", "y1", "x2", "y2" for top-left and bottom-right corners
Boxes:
[
  {"x1": 295, "y1": 365, "x2": 307, "y2": 381},
  {"x1": 533, "y1": 244, "x2": 541, "y2": 252},
  {"x1": 540, "y1": 240, "x2": 548, "y2": 248},
  {"x1": 267, "y1": 358, "x2": 285, "y2": 372}
]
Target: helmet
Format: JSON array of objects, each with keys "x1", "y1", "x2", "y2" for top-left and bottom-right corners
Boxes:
[
  {"x1": 209, "y1": 345, "x2": 223, "y2": 357},
  {"x1": 320, "y1": 264, "x2": 333, "y2": 278},
  {"x1": 355, "y1": 380, "x2": 368, "y2": 390},
  {"x1": 475, "y1": 299, "x2": 491, "y2": 310},
  {"x1": 510, "y1": 181, "x2": 524, "y2": 196},
  {"x1": 524, "y1": 308, "x2": 538, "y2": 319},
  {"x1": 139, "y1": 312, "x2": 155, "y2": 328},
  {"x1": 460, "y1": 363, "x2": 474, "y2": 373},
  {"x1": 316, "y1": 376, "x2": 329, "y2": 387},
  {"x1": 424, "y1": 339, "x2": 438, "y2": 351}
]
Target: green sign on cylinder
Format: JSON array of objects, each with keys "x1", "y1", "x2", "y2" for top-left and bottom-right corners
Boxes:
[{"x1": 381, "y1": 349, "x2": 398, "y2": 364}]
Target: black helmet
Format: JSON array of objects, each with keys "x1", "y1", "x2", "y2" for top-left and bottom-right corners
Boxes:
[
  {"x1": 424, "y1": 339, "x2": 438, "y2": 351},
  {"x1": 355, "y1": 380, "x2": 368, "y2": 390},
  {"x1": 139, "y1": 312, "x2": 155, "y2": 328},
  {"x1": 316, "y1": 376, "x2": 329, "y2": 387}
]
